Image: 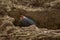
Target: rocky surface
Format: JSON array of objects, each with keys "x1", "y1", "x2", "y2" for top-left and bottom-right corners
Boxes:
[
  {"x1": 0, "y1": 0, "x2": 60, "y2": 40},
  {"x1": 3, "y1": 0, "x2": 60, "y2": 29},
  {"x1": 0, "y1": 15, "x2": 60, "y2": 40}
]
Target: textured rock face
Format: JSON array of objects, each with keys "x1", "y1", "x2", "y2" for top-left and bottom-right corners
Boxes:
[
  {"x1": 0, "y1": 15, "x2": 60, "y2": 40},
  {"x1": 3, "y1": 0, "x2": 59, "y2": 29},
  {"x1": 0, "y1": 0, "x2": 60, "y2": 40},
  {"x1": 0, "y1": 16, "x2": 60, "y2": 40}
]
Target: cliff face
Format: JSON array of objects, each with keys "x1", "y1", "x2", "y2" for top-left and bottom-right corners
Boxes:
[
  {"x1": 2, "y1": 0, "x2": 59, "y2": 29},
  {"x1": 0, "y1": 15, "x2": 60, "y2": 40},
  {"x1": 0, "y1": 0, "x2": 60, "y2": 40}
]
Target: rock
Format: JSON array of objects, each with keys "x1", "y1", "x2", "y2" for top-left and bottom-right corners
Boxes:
[{"x1": 0, "y1": 0, "x2": 60, "y2": 40}]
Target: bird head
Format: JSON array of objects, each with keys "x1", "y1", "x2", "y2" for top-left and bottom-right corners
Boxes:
[{"x1": 20, "y1": 15, "x2": 26, "y2": 20}]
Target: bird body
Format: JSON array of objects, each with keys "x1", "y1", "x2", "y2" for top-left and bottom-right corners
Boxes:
[{"x1": 19, "y1": 15, "x2": 35, "y2": 26}]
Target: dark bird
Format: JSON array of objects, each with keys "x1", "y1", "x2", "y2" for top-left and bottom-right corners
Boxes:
[{"x1": 19, "y1": 15, "x2": 35, "y2": 27}]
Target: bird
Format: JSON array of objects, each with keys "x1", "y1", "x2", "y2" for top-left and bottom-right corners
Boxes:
[{"x1": 19, "y1": 15, "x2": 35, "y2": 27}]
